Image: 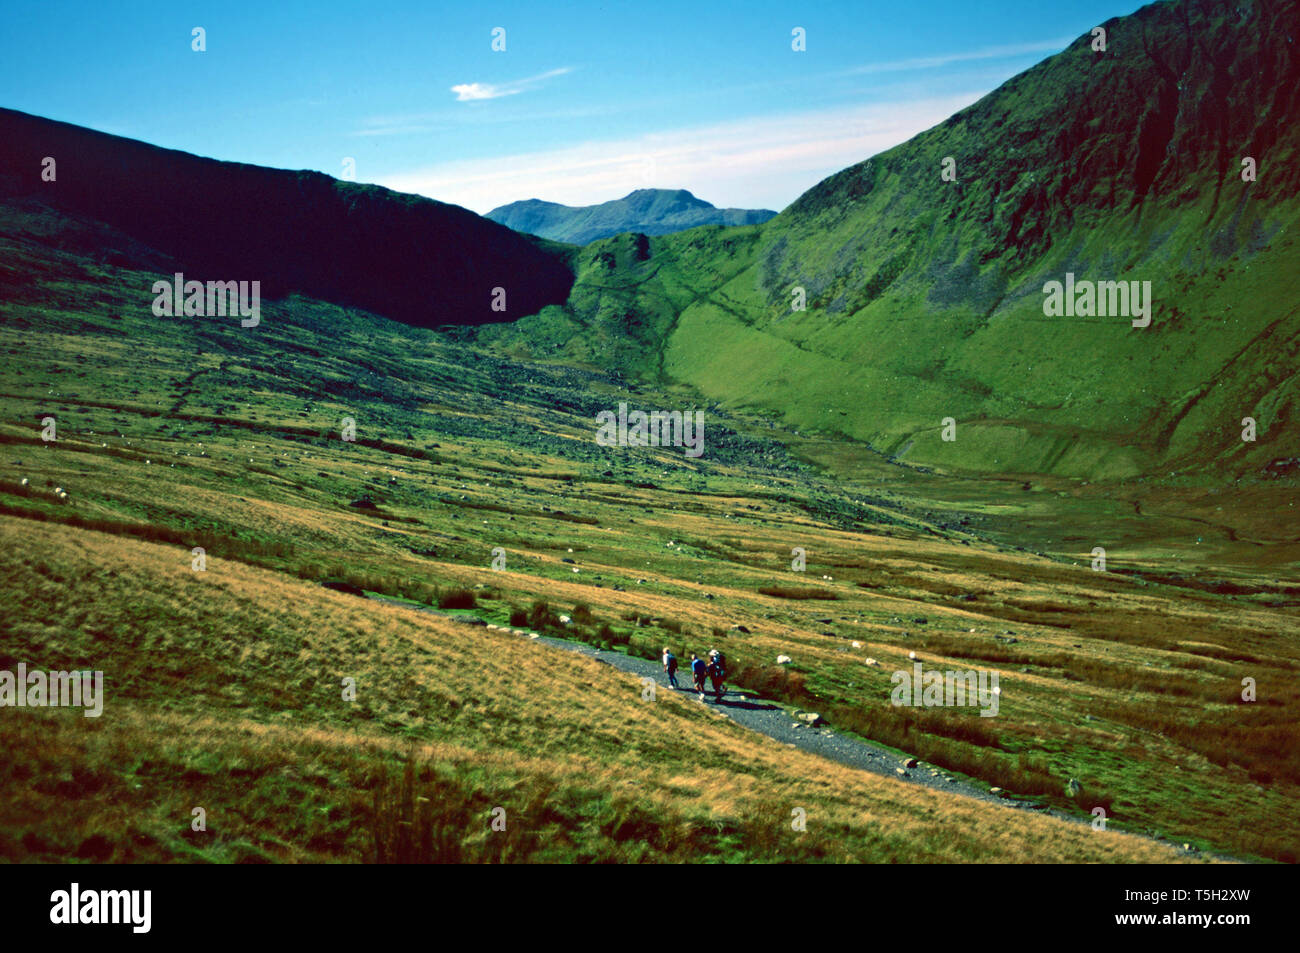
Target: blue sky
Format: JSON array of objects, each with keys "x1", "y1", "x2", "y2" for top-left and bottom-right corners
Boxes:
[{"x1": 1, "y1": 1, "x2": 1141, "y2": 213}]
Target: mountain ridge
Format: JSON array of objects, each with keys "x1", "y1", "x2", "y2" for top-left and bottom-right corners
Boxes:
[
  {"x1": 0, "y1": 106, "x2": 576, "y2": 327},
  {"x1": 486, "y1": 188, "x2": 778, "y2": 244},
  {"x1": 478, "y1": 0, "x2": 1300, "y2": 480}
]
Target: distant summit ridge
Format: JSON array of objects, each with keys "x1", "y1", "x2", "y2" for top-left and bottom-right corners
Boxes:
[{"x1": 486, "y1": 188, "x2": 777, "y2": 244}]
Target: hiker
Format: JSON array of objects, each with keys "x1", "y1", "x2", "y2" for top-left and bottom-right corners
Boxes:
[
  {"x1": 662, "y1": 647, "x2": 679, "y2": 690},
  {"x1": 707, "y1": 650, "x2": 725, "y2": 701},
  {"x1": 690, "y1": 652, "x2": 708, "y2": 699}
]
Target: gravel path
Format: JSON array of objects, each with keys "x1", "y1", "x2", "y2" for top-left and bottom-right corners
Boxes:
[
  {"x1": 528, "y1": 631, "x2": 1029, "y2": 809},
  {"x1": 373, "y1": 597, "x2": 1230, "y2": 860}
]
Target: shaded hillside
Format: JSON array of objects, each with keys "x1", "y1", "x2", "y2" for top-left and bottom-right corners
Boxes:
[
  {"x1": 487, "y1": 189, "x2": 777, "y2": 244},
  {"x1": 0, "y1": 107, "x2": 575, "y2": 327},
  {"x1": 487, "y1": 0, "x2": 1300, "y2": 480}
]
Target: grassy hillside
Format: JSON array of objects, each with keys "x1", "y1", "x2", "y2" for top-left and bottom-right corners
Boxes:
[
  {"x1": 487, "y1": 189, "x2": 778, "y2": 244},
  {"x1": 1, "y1": 203, "x2": 1295, "y2": 862},
  {"x1": 484, "y1": 0, "x2": 1300, "y2": 480},
  {"x1": 2, "y1": 517, "x2": 1200, "y2": 864}
]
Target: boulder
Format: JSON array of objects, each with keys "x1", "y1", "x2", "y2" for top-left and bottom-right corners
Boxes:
[{"x1": 775, "y1": 654, "x2": 792, "y2": 665}]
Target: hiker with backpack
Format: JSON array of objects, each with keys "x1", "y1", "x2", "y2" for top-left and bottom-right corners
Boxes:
[
  {"x1": 707, "y1": 649, "x2": 726, "y2": 702},
  {"x1": 662, "y1": 646, "x2": 679, "y2": 690},
  {"x1": 690, "y1": 652, "x2": 708, "y2": 699}
]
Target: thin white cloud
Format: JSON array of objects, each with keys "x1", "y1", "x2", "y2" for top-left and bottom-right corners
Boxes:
[
  {"x1": 844, "y1": 38, "x2": 1071, "y2": 75},
  {"x1": 450, "y1": 67, "x2": 572, "y2": 102},
  {"x1": 376, "y1": 93, "x2": 984, "y2": 215}
]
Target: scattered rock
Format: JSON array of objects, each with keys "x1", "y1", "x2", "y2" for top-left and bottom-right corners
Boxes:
[
  {"x1": 989, "y1": 787, "x2": 1005, "y2": 797},
  {"x1": 775, "y1": 655, "x2": 792, "y2": 665},
  {"x1": 896, "y1": 768, "x2": 909, "y2": 777},
  {"x1": 903, "y1": 758, "x2": 919, "y2": 769}
]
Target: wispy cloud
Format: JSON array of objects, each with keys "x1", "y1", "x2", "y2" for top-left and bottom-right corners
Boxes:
[
  {"x1": 451, "y1": 67, "x2": 572, "y2": 102},
  {"x1": 375, "y1": 93, "x2": 984, "y2": 215},
  {"x1": 844, "y1": 38, "x2": 1071, "y2": 76}
]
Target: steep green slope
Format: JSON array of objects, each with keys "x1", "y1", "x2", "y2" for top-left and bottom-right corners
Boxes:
[
  {"x1": 0, "y1": 107, "x2": 575, "y2": 327},
  {"x1": 490, "y1": 0, "x2": 1300, "y2": 480},
  {"x1": 487, "y1": 189, "x2": 777, "y2": 244}
]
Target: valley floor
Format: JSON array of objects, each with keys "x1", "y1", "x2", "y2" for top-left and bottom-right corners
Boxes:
[{"x1": 0, "y1": 248, "x2": 1296, "y2": 862}]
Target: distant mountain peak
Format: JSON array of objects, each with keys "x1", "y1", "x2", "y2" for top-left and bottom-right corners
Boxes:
[{"x1": 487, "y1": 188, "x2": 776, "y2": 244}]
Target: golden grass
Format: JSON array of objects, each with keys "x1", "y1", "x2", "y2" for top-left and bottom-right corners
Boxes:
[{"x1": 0, "y1": 516, "x2": 1198, "y2": 863}]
